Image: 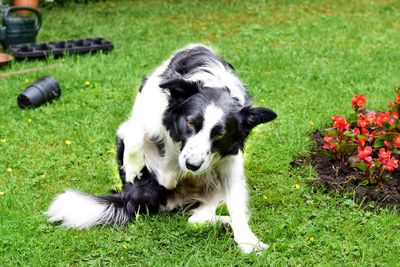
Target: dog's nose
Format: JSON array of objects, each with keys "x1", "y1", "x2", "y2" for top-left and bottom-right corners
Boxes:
[{"x1": 186, "y1": 160, "x2": 203, "y2": 172}]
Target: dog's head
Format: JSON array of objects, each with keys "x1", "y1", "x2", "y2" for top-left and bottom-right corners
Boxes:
[{"x1": 161, "y1": 78, "x2": 277, "y2": 174}]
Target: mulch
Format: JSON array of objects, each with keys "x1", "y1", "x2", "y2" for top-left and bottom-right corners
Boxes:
[{"x1": 292, "y1": 132, "x2": 400, "y2": 211}]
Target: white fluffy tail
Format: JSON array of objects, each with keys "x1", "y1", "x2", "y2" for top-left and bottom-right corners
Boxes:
[
  {"x1": 46, "y1": 167, "x2": 168, "y2": 228},
  {"x1": 46, "y1": 190, "x2": 129, "y2": 229}
]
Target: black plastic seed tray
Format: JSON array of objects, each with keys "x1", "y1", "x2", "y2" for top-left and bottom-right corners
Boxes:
[{"x1": 9, "y1": 37, "x2": 113, "y2": 60}]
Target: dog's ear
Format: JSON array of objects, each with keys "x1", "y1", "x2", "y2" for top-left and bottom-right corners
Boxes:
[
  {"x1": 159, "y1": 78, "x2": 202, "y2": 100},
  {"x1": 240, "y1": 106, "x2": 277, "y2": 130}
]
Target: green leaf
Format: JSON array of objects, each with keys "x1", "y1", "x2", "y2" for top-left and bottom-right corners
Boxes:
[
  {"x1": 374, "y1": 139, "x2": 384, "y2": 148},
  {"x1": 320, "y1": 149, "x2": 333, "y2": 158},
  {"x1": 382, "y1": 122, "x2": 391, "y2": 131},
  {"x1": 343, "y1": 130, "x2": 355, "y2": 138},
  {"x1": 373, "y1": 159, "x2": 381, "y2": 168},
  {"x1": 356, "y1": 134, "x2": 368, "y2": 141},
  {"x1": 343, "y1": 144, "x2": 357, "y2": 155},
  {"x1": 325, "y1": 128, "x2": 338, "y2": 138},
  {"x1": 353, "y1": 161, "x2": 369, "y2": 172},
  {"x1": 348, "y1": 113, "x2": 359, "y2": 123},
  {"x1": 389, "y1": 123, "x2": 397, "y2": 131},
  {"x1": 373, "y1": 133, "x2": 393, "y2": 148}
]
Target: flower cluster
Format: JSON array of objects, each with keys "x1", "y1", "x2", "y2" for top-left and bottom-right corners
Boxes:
[
  {"x1": 352, "y1": 95, "x2": 366, "y2": 111},
  {"x1": 323, "y1": 92, "x2": 400, "y2": 186}
]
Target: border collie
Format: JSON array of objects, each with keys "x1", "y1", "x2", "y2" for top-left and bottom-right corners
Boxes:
[{"x1": 47, "y1": 44, "x2": 277, "y2": 253}]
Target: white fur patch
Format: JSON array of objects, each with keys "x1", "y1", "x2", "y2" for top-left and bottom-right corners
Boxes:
[
  {"x1": 46, "y1": 190, "x2": 128, "y2": 228},
  {"x1": 179, "y1": 104, "x2": 224, "y2": 173}
]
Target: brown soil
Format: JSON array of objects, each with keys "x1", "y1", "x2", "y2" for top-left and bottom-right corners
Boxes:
[{"x1": 293, "y1": 132, "x2": 400, "y2": 210}]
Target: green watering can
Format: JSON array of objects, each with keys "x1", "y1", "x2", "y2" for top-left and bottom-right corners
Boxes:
[{"x1": 0, "y1": 6, "x2": 42, "y2": 49}]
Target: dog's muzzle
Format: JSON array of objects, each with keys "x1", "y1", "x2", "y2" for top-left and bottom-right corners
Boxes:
[{"x1": 185, "y1": 159, "x2": 204, "y2": 172}]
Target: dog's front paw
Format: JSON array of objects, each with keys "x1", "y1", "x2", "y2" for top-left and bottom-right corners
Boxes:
[
  {"x1": 237, "y1": 239, "x2": 269, "y2": 254},
  {"x1": 189, "y1": 211, "x2": 231, "y2": 225},
  {"x1": 215, "y1": 215, "x2": 231, "y2": 225},
  {"x1": 188, "y1": 212, "x2": 212, "y2": 224}
]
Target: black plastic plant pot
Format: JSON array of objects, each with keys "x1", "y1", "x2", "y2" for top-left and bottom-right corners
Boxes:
[{"x1": 17, "y1": 76, "x2": 61, "y2": 109}]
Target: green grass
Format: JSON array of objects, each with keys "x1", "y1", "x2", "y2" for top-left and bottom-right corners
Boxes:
[{"x1": 1, "y1": 0, "x2": 400, "y2": 266}]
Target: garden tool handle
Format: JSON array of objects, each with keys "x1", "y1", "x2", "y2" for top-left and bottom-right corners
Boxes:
[{"x1": 4, "y1": 6, "x2": 42, "y2": 33}]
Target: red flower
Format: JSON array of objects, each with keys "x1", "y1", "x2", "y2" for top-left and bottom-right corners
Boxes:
[
  {"x1": 352, "y1": 95, "x2": 367, "y2": 110},
  {"x1": 394, "y1": 135, "x2": 400, "y2": 148},
  {"x1": 353, "y1": 128, "x2": 360, "y2": 135},
  {"x1": 368, "y1": 131, "x2": 376, "y2": 141},
  {"x1": 395, "y1": 93, "x2": 400, "y2": 105},
  {"x1": 356, "y1": 139, "x2": 367, "y2": 148},
  {"x1": 323, "y1": 143, "x2": 336, "y2": 151},
  {"x1": 376, "y1": 112, "x2": 394, "y2": 127},
  {"x1": 332, "y1": 115, "x2": 349, "y2": 132},
  {"x1": 361, "y1": 127, "x2": 369, "y2": 135},
  {"x1": 357, "y1": 146, "x2": 373, "y2": 162},
  {"x1": 324, "y1": 135, "x2": 334, "y2": 143},
  {"x1": 366, "y1": 111, "x2": 377, "y2": 125},
  {"x1": 379, "y1": 148, "x2": 398, "y2": 172},
  {"x1": 384, "y1": 141, "x2": 391, "y2": 147},
  {"x1": 378, "y1": 130, "x2": 387, "y2": 136},
  {"x1": 378, "y1": 148, "x2": 392, "y2": 165},
  {"x1": 393, "y1": 111, "x2": 399, "y2": 120},
  {"x1": 386, "y1": 157, "x2": 399, "y2": 172},
  {"x1": 357, "y1": 113, "x2": 365, "y2": 119},
  {"x1": 330, "y1": 143, "x2": 336, "y2": 151},
  {"x1": 357, "y1": 118, "x2": 369, "y2": 128},
  {"x1": 323, "y1": 135, "x2": 336, "y2": 152}
]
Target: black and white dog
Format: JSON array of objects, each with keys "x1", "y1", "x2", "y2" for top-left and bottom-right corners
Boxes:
[{"x1": 47, "y1": 44, "x2": 277, "y2": 253}]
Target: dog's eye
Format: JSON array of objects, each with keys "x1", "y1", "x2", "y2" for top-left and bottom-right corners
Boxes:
[
  {"x1": 187, "y1": 121, "x2": 195, "y2": 129},
  {"x1": 212, "y1": 133, "x2": 224, "y2": 140}
]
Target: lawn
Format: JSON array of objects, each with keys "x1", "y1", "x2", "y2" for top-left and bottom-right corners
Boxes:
[{"x1": 1, "y1": 0, "x2": 400, "y2": 266}]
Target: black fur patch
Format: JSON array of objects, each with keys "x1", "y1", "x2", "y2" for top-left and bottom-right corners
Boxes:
[
  {"x1": 160, "y1": 78, "x2": 203, "y2": 102},
  {"x1": 138, "y1": 76, "x2": 148, "y2": 93},
  {"x1": 100, "y1": 167, "x2": 169, "y2": 221},
  {"x1": 161, "y1": 46, "x2": 234, "y2": 80},
  {"x1": 116, "y1": 137, "x2": 126, "y2": 183},
  {"x1": 147, "y1": 135, "x2": 166, "y2": 157}
]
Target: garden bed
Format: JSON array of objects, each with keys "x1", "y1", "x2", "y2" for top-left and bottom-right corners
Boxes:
[{"x1": 295, "y1": 131, "x2": 400, "y2": 210}]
